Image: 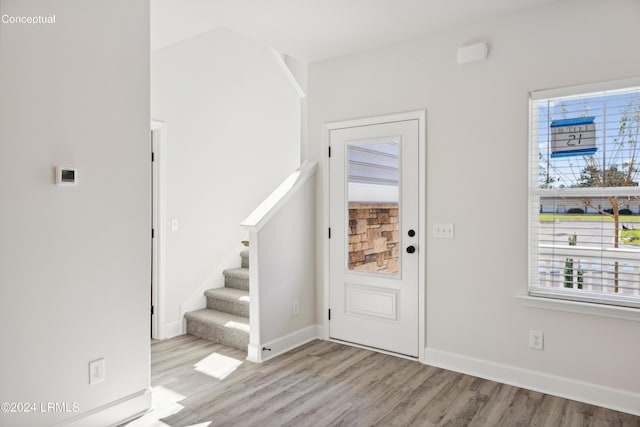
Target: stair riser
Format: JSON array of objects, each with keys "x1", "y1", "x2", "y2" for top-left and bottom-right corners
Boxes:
[
  {"x1": 207, "y1": 297, "x2": 249, "y2": 318},
  {"x1": 224, "y1": 275, "x2": 249, "y2": 291},
  {"x1": 241, "y1": 252, "x2": 249, "y2": 269},
  {"x1": 186, "y1": 319, "x2": 248, "y2": 351}
]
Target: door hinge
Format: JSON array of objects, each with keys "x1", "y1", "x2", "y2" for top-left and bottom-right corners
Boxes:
[
  {"x1": 328, "y1": 227, "x2": 331, "y2": 239},
  {"x1": 151, "y1": 305, "x2": 154, "y2": 315},
  {"x1": 328, "y1": 146, "x2": 331, "y2": 158},
  {"x1": 151, "y1": 152, "x2": 155, "y2": 162},
  {"x1": 152, "y1": 228, "x2": 155, "y2": 239},
  {"x1": 328, "y1": 309, "x2": 331, "y2": 320}
]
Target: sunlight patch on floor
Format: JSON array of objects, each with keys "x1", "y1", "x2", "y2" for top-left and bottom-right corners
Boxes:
[
  {"x1": 194, "y1": 352, "x2": 243, "y2": 380},
  {"x1": 124, "y1": 386, "x2": 185, "y2": 427}
]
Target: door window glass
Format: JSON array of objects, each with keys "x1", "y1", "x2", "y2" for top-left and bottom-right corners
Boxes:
[{"x1": 347, "y1": 140, "x2": 400, "y2": 274}]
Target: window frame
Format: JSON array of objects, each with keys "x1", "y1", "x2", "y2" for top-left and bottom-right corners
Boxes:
[{"x1": 528, "y1": 77, "x2": 640, "y2": 313}]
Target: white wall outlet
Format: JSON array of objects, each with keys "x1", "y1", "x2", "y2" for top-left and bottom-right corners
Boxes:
[
  {"x1": 433, "y1": 223, "x2": 455, "y2": 239},
  {"x1": 171, "y1": 218, "x2": 179, "y2": 231},
  {"x1": 292, "y1": 300, "x2": 299, "y2": 316},
  {"x1": 89, "y1": 358, "x2": 105, "y2": 384},
  {"x1": 529, "y1": 330, "x2": 544, "y2": 350}
]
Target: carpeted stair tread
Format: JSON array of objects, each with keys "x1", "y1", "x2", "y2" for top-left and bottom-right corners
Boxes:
[
  {"x1": 205, "y1": 287, "x2": 250, "y2": 318},
  {"x1": 223, "y1": 267, "x2": 250, "y2": 291},
  {"x1": 185, "y1": 308, "x2": 249, "y2": 329},
  {"x1": 185, "y1": 308, "x2": 249, "y2": 350},
  {"x1": 223, "y1": 267, "x2": 249, "y2": 278},
  {"x1": 205, "y1": 287, "x2": 249, "y2": 303}
]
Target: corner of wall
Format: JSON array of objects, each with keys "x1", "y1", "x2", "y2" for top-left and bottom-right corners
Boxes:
[{"x1": 258, "y1": 325, "x2": 321, "y2": 363}]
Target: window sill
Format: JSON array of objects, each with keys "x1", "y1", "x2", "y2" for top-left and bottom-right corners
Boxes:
[{"x1": 517, "y1": 294, "x2": 640, "y2": 322}]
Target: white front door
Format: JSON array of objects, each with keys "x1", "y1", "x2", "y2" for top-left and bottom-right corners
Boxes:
[{"x1": 329, "y1": 118, "x2": 420, "y2": 357}]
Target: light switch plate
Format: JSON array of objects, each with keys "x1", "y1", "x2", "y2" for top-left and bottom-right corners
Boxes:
[{"x1": 433, "y1": 223, "x2": 455, "y2": 239}]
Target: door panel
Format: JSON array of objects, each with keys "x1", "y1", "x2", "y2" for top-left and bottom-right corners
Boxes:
[
  {"x1": 329, "y1": 119, "x2": 419, "y2": 357},
  {"x1": 345, "y1": 283, "x2": 398, "y2": 321}
]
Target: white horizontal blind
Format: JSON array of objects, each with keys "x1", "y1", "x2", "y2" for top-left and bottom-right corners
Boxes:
[
  {"x1": 529, "y1": 82, "x2": 640, "y2": 308},
  {"x1": 348, "y1": 141, "x2": 399, "y2": 186}
]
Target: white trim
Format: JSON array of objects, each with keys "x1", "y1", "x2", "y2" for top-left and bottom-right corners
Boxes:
[
  {"x1": 528, "y1": 96, "x2": 537, "y2": 303},
  {"x1": 322, "y1": 110, "x2": 427, "y2": 363},
  {"x1": 163, "y1": 321, "x2": 183, "y2": 339},
  {"x1": 246, "y1": 230, "x2": 262, "y2": 363},
  {"x1": 325, "y1": 110, "x2": 427, "y2": 132},
  {"x1": 253, "y1": 325, "x2": 321, "y2": 363},
  {"x1": 150, "y1": 120, "x2": 167, "y2": 339},
  {"x1": 56, "y1": 388, "x2": 152, "y2": 427},
  {"x1": 517, "y1": 294, "x2": 640, "y2": 322},
  {"x1": 269, "y1": 47, "x2": 306, "y2": 99},
  {"x1": 321, "y1": 123, "x2": 331, "y2": 342},
  {"x1": 241, "y1": 161, "x2": 317, "y2": 231},
  {"x1": 418, "y1": 111, "x2": 427, "y2": 364},
  {"x1": 531, "y1": 75, "x2": 640, "y2": 101},
  {"x1": 424, "y1": 348, "x2": 640, "y2": 417}
]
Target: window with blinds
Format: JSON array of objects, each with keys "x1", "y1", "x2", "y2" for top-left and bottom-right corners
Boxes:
[{"x1": 530, "y1": 79, "x2": 640, "y2": 308}]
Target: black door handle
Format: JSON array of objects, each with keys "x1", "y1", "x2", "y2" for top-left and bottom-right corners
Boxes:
[{"x1": 406, "y1": 245, "x2": 416, "y2": 254}]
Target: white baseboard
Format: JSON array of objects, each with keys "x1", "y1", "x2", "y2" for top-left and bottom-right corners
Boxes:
[
  {"x1": 56, "y1": 388, "x2": 151, "y2": 427},
  {"x1": 250, "y1": 324, "x2": 320, "y2": 363},
  {"x1": 425, "y1": 347, "x2": 640, "y2": 417},
  {"x1": 164, "y1": 321, "x2": 183, "y2": 339}
]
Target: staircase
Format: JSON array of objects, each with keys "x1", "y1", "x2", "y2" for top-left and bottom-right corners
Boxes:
[{"x1": 185, "y1": 250, "x2": 250, "y2": 351}]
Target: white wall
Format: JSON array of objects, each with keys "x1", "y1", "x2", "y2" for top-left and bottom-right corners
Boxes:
[
  {"x1": 259, "y1": 176, "x2": 316, "y2": 339},
  {"x1": 246, "y1": 164, "x2": 317, "y2": 362},
  {"x1": 309, "y1": 0, "x2": 640, "y2": 413},
  {"x1": 0, "y1": 1, "x2": 150, "y2": 426},
  {"x1": 151, "y1": 28, "x2": 300, "y2": 337}
]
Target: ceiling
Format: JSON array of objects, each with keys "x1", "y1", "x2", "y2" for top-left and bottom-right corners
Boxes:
[{"x1": 151, "y1": 0, "x2": 563, "y2": 63}]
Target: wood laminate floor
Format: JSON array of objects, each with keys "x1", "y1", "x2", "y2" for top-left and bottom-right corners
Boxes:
[{"x1": 125, "y1": 335, "x2": 639, "y2": 427}]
